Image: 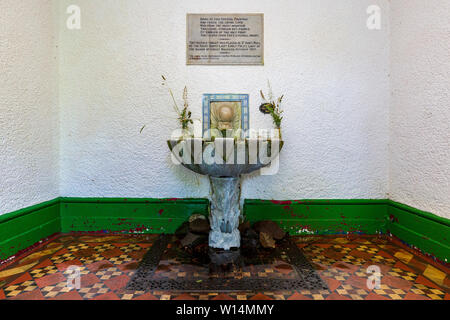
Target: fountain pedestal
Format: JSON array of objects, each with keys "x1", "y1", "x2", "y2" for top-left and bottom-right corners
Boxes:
[
  {"x1": 168, "y1": 138, "x2": 283, "y2": 250},
  {"x1": 208, "y1": 177, "x2": 241, "y2": 250}
]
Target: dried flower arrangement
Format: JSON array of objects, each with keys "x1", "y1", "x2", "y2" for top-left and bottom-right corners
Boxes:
[
  {"x1": 259, "y1": 81, "x2": 284, "y2": 139},
  {"x1": 162, "y1": 75, "x2": 193, "y2": 131}
]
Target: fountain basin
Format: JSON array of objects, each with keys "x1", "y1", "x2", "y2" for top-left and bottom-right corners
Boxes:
[{"x1": 168, "y1": 138, "x2": 284, "y2": 250}]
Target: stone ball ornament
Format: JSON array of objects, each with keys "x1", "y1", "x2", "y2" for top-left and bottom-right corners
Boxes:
[{"x1": 218, "y1": 104, "x2": 235, "y2": 122}]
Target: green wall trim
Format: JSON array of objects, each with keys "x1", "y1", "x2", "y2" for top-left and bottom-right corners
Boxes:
[
  {"x1": 60, "y1": 197, "x2": 209, "y2": 234},
  {"x1": 1, "y1": 197, "x2": 448, "y2": 263},
  {"x1": 0, "y1": 199, "x2": 60, "y2": 260},
  {"x1": 0, "y1": 198, "x2": 60, "y2": 224},
  {"x1": 387, "y1": 200, "x2": 450, "y2": 227},
  {"x1": 243, "y1": 199, "x2": 389, "y2": 235},
  {"x1": 60, "y1": 197, "x2": 209, "y2": 204},
  {"x1": 387, "y1": 200, "x2": 449, "y2": 263}
]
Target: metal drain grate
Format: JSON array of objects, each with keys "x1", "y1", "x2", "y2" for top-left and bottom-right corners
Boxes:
[{"x1": 126, "y1": 235, "x2": 328, "y2": 292}]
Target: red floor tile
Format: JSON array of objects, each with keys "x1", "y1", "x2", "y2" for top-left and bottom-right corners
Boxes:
[
  {"x1": 0, "y1": 233, "x2": 448, "y2": 301},
  {"x1": 9, "y1": 289, "x2": 44, "y2": 300},
  {"x1": 103, "y1": 248, "x2": 126, "y2": 259},
  {"x1": 250, "y1": 293, "x2": 273, "y2": 300},
  {"x1": 173, "y1": 293, "x2": 196, "y2": 300},
  {"x1": 9, "y1": 272, "x2": 32, "y2": 285},
  {"x1": 404, "y1": 292, "x2": 431, "y2": 300},
  {"x1": 212, "y1": 293, "x2": 235, "y2": 300},
  {"x1": 382, "y1": 275, "x2": 413, "y2": 290},
  {"x1": 133, "y1": 292, "x2": 158, "y2": 300},
  {"x1": 49, "y1": 290, "x2": 83, "y2": 300},
  {"x1": 365, "y1": 292, "x2": 391, "y2": 300},
  {"x1": 104, "y1": 275, "x2": 130, "y2": 291},
  {"x1": 32, "y1": 258, "x2": 53, "y2": 270},
  {"x1": 92, "y1": 291, "x2": 120, "y2": 300},
  {"x1": 86, "y1": 260, "x2": 114, "y2": 272},
  {"x1": 80, "y1": 273, "x2": 100, "y2": 287},
  {"x1": 55, "y1": 259, "x2": 83, "y2": 271},
  {"x1": 393, "y1": 261, "x2": 415, "y2": 272},
  {"x1": 415, "y1": 275, "x2": 442, "y2": 290},
  {"x1": 345, "y1": 275, "x2": 369, "y2": 290},
  {"x1": 324, "y1": 277, "x2": 341, "y2": 291},
  {"x1": 287, "y1": 292, "x2": 311, "y2": 300},
  {"x1": 326, "y1": 292, "x2": 351, "y2": 300},
  {"x1": 35, "y1": 272, "x2": 66, "y2": 288}
]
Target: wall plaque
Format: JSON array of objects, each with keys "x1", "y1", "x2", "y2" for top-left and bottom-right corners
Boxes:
[{"x1": 187, "y1": 13, "x2": 264, "y2": 65}]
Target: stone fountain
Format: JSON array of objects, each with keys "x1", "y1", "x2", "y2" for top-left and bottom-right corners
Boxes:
[{"x1": 168, "y1": 138, "x2": 283, "y2": 250}]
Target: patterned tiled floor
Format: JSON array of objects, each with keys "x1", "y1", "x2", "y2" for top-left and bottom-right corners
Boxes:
[{"x1": 0, "y1": 233, "x2": 448, "y2": 300}]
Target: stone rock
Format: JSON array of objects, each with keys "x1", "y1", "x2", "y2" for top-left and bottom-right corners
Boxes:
[
  {"x1": 238, "y1": 221, "x2": 251, "y2": 234},
  {"x1": 180, "y1": 232, "x2": 207, "y2": 248},
  {"x1": 253, "y1": 221, "x2": 286, "y2": 240},
  {"x1": 259, "y1": 232, "x2": 276, "y2": 249},
  {"x1": 189, "y1": 214, "x2": 207, "y2": 223},
  {"x1": 189, "y1": 217, "x2": 210, "y2": 234},
  {"x1": 243, "y1": 227, "x2": 258, "y2": 239},
  {"x1": 241, "y1": 228, "x2": 259, "y2": 248},
  {"x1": 175, "y1": 221, "x2": 190, "y2": 239}
]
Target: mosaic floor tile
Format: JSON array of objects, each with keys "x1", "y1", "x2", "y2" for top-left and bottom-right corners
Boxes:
[
  {"x1": 0, "y1": 233, "x2": 447, "y2": 300},
  {"x1": 30, "y1": 265, "x2": 59, "y2": 278},
  {"x1": 4, "y1": 280, "x2": 38, "y2": 297},
  {"x1": 79, "y1": 282, "x2": 110, "y2": 299},
  {"x1": 41, "y1": 282, "x2": 74, "y2": 298},
  {"x1": 126, "y1": 235, "x2": 327, "y2": 292}
]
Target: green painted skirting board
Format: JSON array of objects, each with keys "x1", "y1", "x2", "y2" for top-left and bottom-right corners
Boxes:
[
  {"x1": 60, "y1": 197, "x2": 209, "y2": 234},
  {"x1": 244, "y1": 199, "x2": 449, "y2": 263},
  {"x1": 244, "y1": 199, "x2": 388, "y2": 235},
  {"x1": 0, "y1": 199, "x2": 60, "y2": 261},
  {"x1": 0, "y1": 198, "x2": 208, "y2": 260},
  {"x1": 0, "y1": 198, "x2": 448, "y2": 263},
  {"x1": 386, "y1": 200, "x2": 449, "y2": 264}
]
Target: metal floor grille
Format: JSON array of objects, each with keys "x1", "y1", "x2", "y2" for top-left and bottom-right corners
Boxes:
[{"x1": 126, "y1": 235, "x2": 328, "y2": 292}]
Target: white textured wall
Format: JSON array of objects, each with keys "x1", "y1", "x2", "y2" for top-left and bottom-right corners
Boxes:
[
  {"x1": 0, "y1": 0, "x2": 59, "y2": 214},
  {"x1": 390, "y1": 1, "x2": 450, "y2": 218},
  {"x1": 59, "y1": 0, "x2": 390, "y2": 201}
]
